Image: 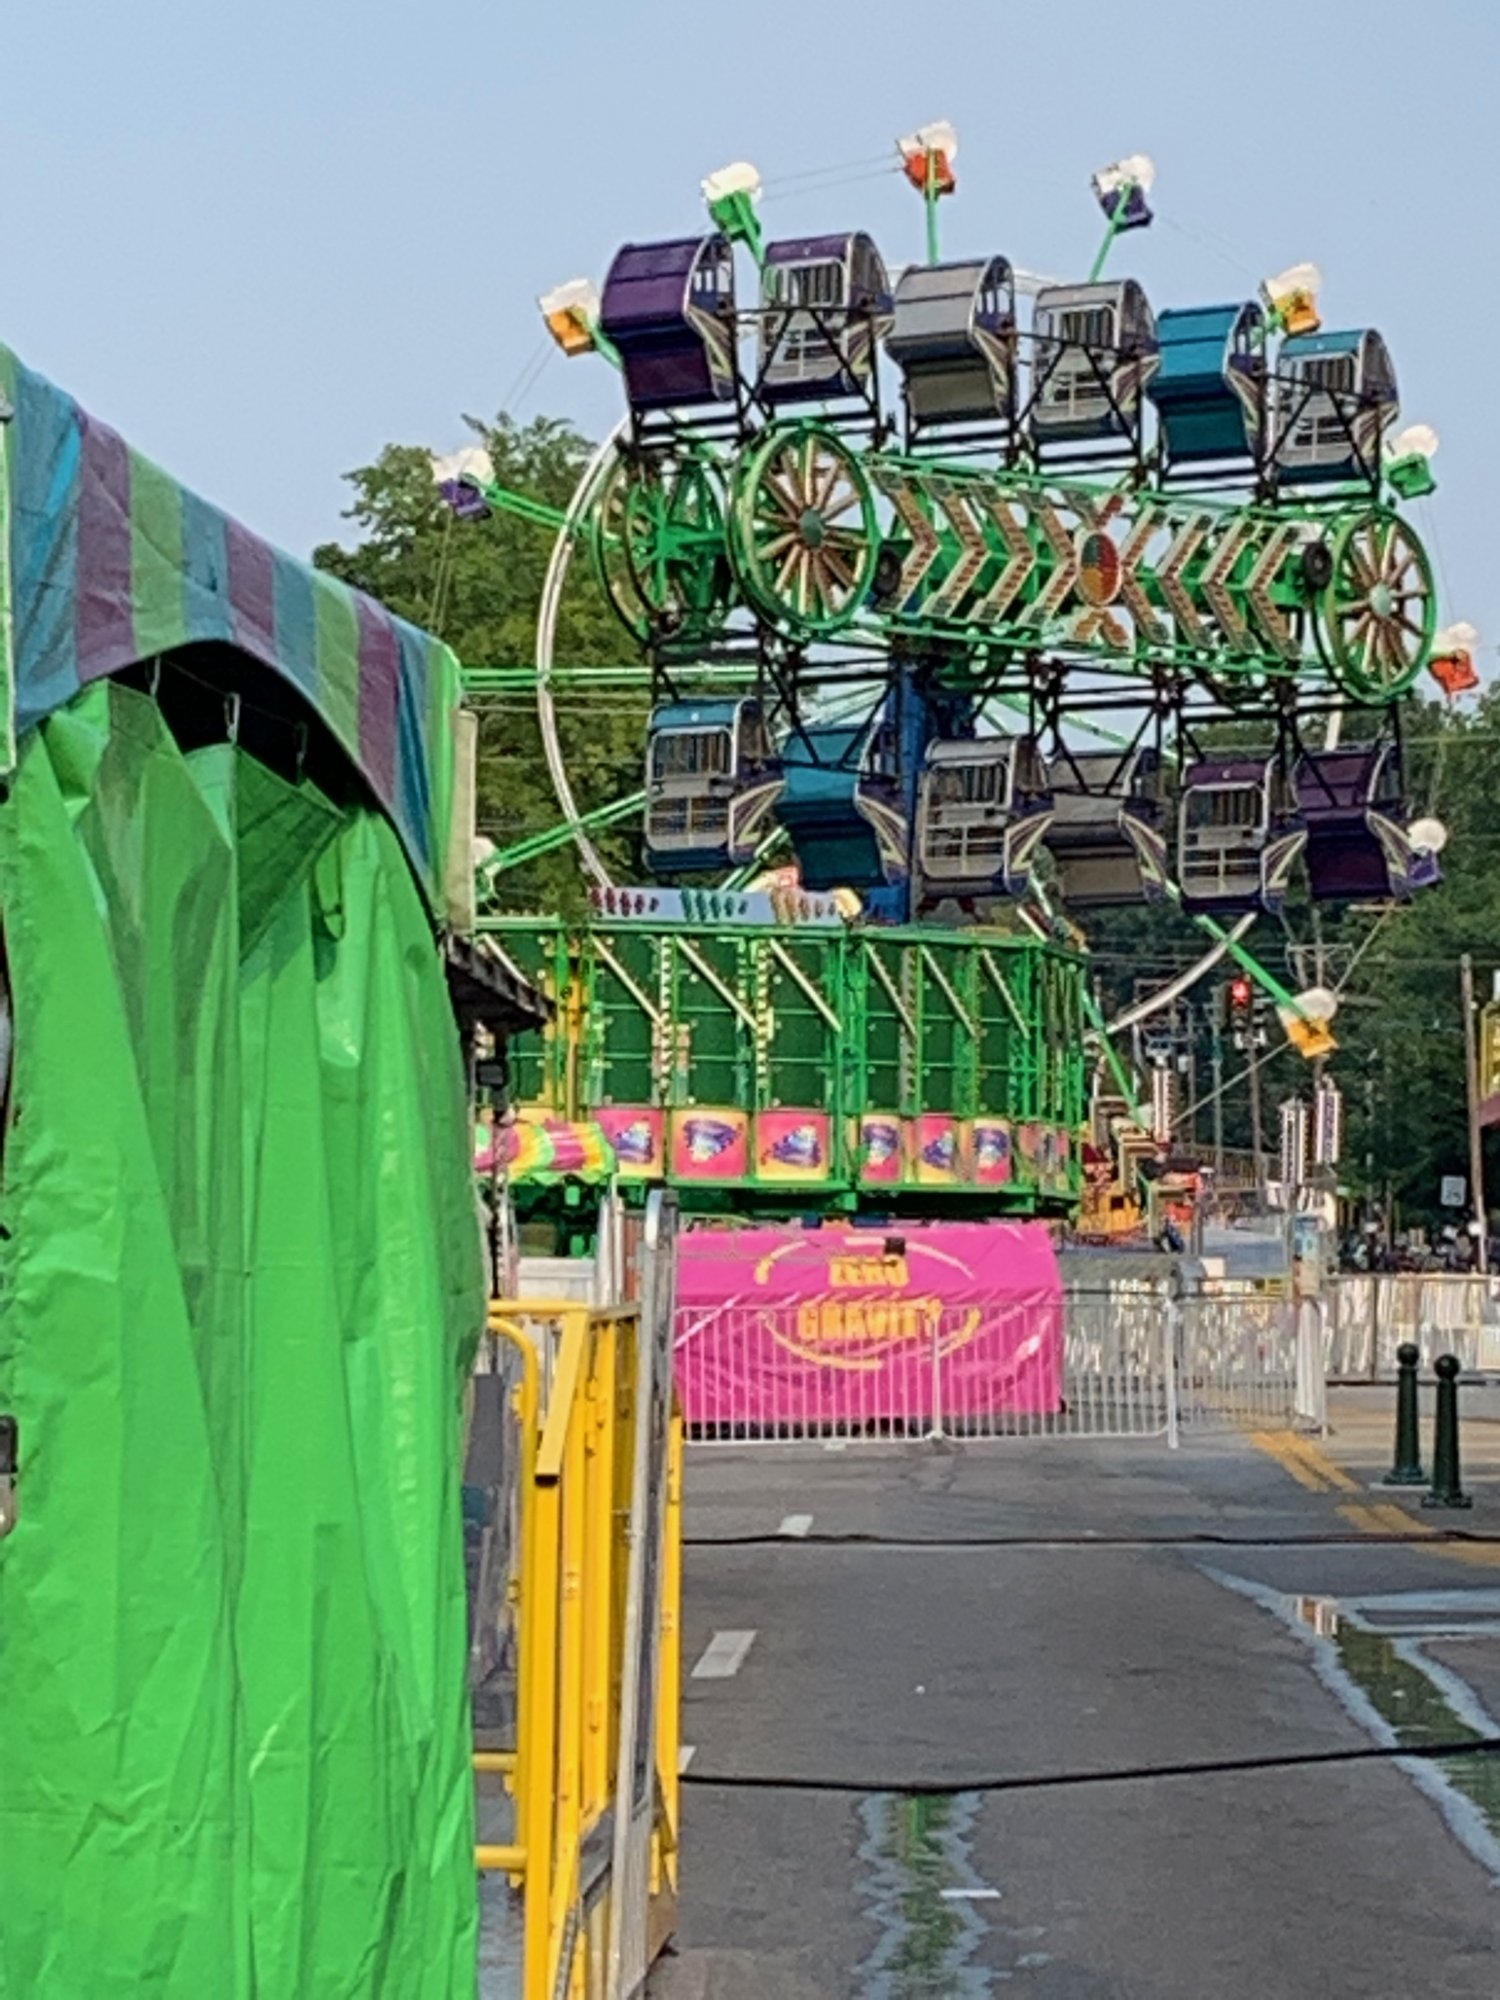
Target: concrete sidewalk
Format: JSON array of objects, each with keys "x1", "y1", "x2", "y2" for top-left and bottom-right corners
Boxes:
[{"x1": 1322, "y1": 1382, "x2": 1500, "y2": 1515}]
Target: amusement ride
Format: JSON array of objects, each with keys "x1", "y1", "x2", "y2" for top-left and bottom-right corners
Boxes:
[{"x1": 448, "y1": 127, "x2": 1473, "y2": 1225}]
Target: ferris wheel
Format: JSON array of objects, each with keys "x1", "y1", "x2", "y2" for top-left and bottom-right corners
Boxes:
[{"x1": 444, "y1": 126, "x2": 1472, "y2": 1051}]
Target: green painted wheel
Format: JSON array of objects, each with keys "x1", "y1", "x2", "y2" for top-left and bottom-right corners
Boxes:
[
  {"x1": 589, "y1": 455, "x2": 651, "y2": 642},
  {"x1": 621, "y1": 453, "x2": 729, "y2": 633},
  {"x1": 729, "y1": 423, "x2": 878, "y2": 637},
  {"x1": 1316, "y1": 507, "x2": 1435, "y2": 701}
]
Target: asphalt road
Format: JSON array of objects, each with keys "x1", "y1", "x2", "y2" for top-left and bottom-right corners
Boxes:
[{"x1": 649, "y1": 1426, "x2": 1500, "y2": 1998}]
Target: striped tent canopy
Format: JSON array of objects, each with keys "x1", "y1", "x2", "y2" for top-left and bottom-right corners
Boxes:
[
  {"x1": 474, "y1": 1113, "x2": 618, "y2": 1185},
  {"x1": 0, "y1": 344, "x2": 460, "y2": 912}
]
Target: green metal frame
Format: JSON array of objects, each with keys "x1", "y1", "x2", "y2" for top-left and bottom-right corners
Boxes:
[
  {"x1": 588, "y1": 422, "x2": 1437, "y2": 698},
  {"x1": 482, "y1": 913, "x2": 1088, "y2": 1217},
  {"x1": 0, "y1": 398, "x2": 13, "y2": 778}
]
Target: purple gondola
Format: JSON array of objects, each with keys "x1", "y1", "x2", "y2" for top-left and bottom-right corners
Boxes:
[
  {"x1": 599, "y1": 234, "x2": 738, "y2": 414},
  {"x1": 758, "y1": 232, "x2": 891, "y2": 403},
  {"x1": 1296, "y1": 746, "x2": 1439, "y2": 902}
]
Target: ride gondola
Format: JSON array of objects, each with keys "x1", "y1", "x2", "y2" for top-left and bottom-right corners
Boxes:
[
  {"x1": 599, "y1": 234, "x2": 739, "y2": 419},
  {"x1": 777, "y1": 715, "x2": 908, "y2": 892},
  {"x1": 1176, "y1": 756, "x2": 1306, "y2": 914},
  {"x1": 914, "y1": 735, "x2": 1052, "y2": 901},
  {"x1": 1148, "y1": 301, "x2": 1265, "y2": 478},
  {"x1": 885, "y1": 255, "x2": 1017, "y2": 442},
  {"x1": 1028, "y1": 279, "x2": 1158, "y2": 452},
  {"x1": 1295, "y1": 744, "x2": 1441, "y2": 902},
  {"x1": 1272, "y1": 327, "x2": 1399, "y2": 486},
  {"x1": 643, "y1": 699, "x2": 782, "y2": 873},
  {"x1": 1044, "y1": 747, "x2": 1169, "y2": 905},
  {"x1": 757, "y1": 232, "x2": 892, "y2": 405}
]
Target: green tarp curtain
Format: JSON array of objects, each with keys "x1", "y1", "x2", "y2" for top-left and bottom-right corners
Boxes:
[{"x1": 0, "y1": 682, "x2": 484, "y2": 1995}]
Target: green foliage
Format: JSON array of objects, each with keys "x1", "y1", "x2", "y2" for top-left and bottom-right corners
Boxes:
[
  {"x1": 313, "y1": 413, "x2": 644, "y2": 913},
  {"x1": 1326, "y1": 693, "x2": 1500, "y2": 1227}
]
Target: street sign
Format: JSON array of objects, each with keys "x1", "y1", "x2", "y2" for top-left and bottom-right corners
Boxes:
[
  {"x1": 1284, "y1": 1014, "x2": 1338, "y2": 1060},
  {"x1": 1440, "y1": 1174, "x2": 1467, "y2": 1209},
  {"x1": 1480, "y1": 1000, "x2": 1500, "y2": 1128},
  {"x1": 1279, "y1": 1099, "x2": 1309, "y2": 1189},
  {"x1": 1313, "y1": 1080, "x2": 1342, "y2": 1166},
  {"x1": 1481, "y1": 1002, "x2": 1500, "y2": 1099}
]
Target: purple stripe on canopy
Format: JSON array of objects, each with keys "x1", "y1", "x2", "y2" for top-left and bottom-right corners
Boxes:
[
  {"x1": 355, "y1": 591, "x2": 400, "y2": 808},
  {"x1": 76, "y1": 413, "x2": 135, "y2": 682},
  {"x1": 226, "y1": 516, "x2": 278, "y2": 673}
]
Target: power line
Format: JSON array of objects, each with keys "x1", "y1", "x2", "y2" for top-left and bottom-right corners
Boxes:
[{"x1": 681, "y1": 1733, "x2": 1500, "y2": 1799}]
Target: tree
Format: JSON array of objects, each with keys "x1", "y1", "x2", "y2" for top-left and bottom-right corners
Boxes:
[
  {"x1": 313, "y1": 413, "x2": 645, "y2": 913},
  {"x1": 1323, "y1": 691, "x2": 1500, "y2": 1230}
]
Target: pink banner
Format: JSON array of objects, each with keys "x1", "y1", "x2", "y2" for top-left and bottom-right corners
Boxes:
[{"x1": 675, "y1": 1222, "x2": 1063, "y2": 1425}]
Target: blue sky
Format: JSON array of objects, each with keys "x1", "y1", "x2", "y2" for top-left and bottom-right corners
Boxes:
[{"x1": 7, "y1": 1, "x2": 1497, "y2": 662}]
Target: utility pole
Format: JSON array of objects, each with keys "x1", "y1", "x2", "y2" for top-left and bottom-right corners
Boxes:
[
  {"x1": 1460, "y1": 953, "x2": 1489, "y2": 1274},
  {"x1": 1249, "y1": 1047, "x2": 1265, "y2": 1202},
  {"x1": 1211, "y1": 1025, "x2": 1224, "y2": 1180}
]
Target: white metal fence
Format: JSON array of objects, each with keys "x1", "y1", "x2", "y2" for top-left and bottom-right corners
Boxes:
[
  {"x1": 1327, "y1": 1275, "x2": 1500, "y2": 1379},
  {"x1": 676, "y1": 1284, "x2": 1309, "y2": 1445}
]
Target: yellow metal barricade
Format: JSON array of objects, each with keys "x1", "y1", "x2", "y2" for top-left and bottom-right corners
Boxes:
[{"x1": 477, "y1": 1298, "x2": 681, "y2": 2000}]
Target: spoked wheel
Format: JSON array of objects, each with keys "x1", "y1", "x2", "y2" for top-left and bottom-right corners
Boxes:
[
  {"x1": 590, "y1": 453, "x2": 651, "y2": 643},
  {"x1": 729, "y1": 423, "x2": 878, "y2": 638},
  {"x1": 1316, "y1": 507, "x2": 1435, "y2": 701},
  {"x1": 621, "y1": 451, "x2": 730, "y2": 637}
]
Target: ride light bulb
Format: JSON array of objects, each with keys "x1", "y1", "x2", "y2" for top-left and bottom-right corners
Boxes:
[
  {"x1": 1261, "y1": 262, "x2": 1323, "y2": 336},
  {"x1": 538, "y1": 278, "x2": 602, "y2": 357}
]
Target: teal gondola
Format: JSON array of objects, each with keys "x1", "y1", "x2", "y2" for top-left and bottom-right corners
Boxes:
[
  {"x1": 1148, "y1": 301, "x2": 1265, "y2": 475},
  {"x1": 777, "y1": 717, "x2": 908, "y2": 890}
]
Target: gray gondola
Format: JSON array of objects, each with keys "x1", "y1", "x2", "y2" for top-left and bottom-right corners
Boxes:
[
  {"x1": 915, "y1": 736, "x2": 1053, "y2": 900},
  {"x1": 643, "y1": 698, "x2": 782, "y2": 874},
  {"x1": 1044, "y1": 748, "x2": 1169, "y2": 905},
  {"x1": 757, "y1": 232, "x2": 892, "y2": 404},
  {"x1": 1271, "y1": 328, "x2": 1399, "y2": 486},
  {"x1": 1176, "y1": 756, "x2": 1306, "y2": 915},
  {"x1": 1029, "y1": 279, "x2": 1158, "y2": 445},
  {"x1": 886, "y1": 256, "x2": 1017, "y2": 436}
]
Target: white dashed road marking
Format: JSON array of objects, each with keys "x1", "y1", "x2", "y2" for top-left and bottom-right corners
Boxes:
[
  {"x1": 691, "y1": 1629, "x2": 757, "y2": 1680},
  {"x1": 679, "y1": 1744, "x2": 697, "y2": 1772},
  {"x1": 778, "y1": 1513, "x2": 814, "y2": 1538}
]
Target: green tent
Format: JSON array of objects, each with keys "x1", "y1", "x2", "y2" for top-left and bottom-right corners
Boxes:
[{"x1": 0, "y1": 347, "x2": 487, "y2": 1994}]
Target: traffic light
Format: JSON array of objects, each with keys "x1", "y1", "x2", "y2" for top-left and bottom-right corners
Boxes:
[{"x1": 1227, "y1": 974, "x2": 1253, "y2": 1044}]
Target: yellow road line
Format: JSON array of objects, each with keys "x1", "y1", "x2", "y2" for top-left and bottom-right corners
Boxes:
[
  {"x1": 1254, "y1": 1432, "x2": 1500, "y2": 1571},
  {"x1": 1368, "y1": 1501, "x2": 1433, "y2": 1537},
  {"x1": 1277, "y1": 1431, "x2": 1362, "y2": 1493},
  {"x1": 1337, "y1": 1495, "x2": 1500, "y2": 1569},
  {"x1": 1249, "y1": 1431, "x2": 1328, "y2": 1490},
  {"x1": 1249, "y1": 1430, "x2": 1354, "y2": 1493},
  {"x1": 1336, "y1": 1502, "x2": 1393, "y2": 1535}
]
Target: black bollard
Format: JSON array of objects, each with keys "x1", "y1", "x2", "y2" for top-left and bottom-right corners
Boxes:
[
  {"x1": 1383, "y1": 1342, "x2": 1426, "y2": 1486},
  {"x1": 1423, "y1": 1353, "x2": 1473, "y2": 1510}
]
